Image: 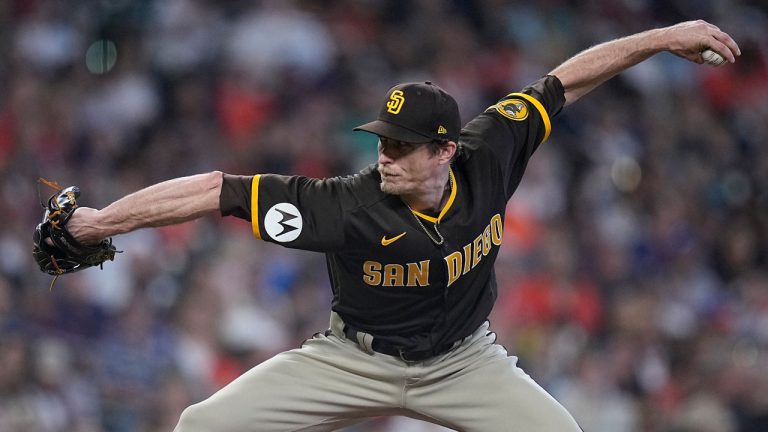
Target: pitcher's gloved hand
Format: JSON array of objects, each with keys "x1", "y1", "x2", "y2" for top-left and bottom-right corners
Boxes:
[{"x1": 32, "y1": 182, "x2": 118, "y2": 287}]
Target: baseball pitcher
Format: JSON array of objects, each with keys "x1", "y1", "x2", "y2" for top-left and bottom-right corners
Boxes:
[{"x1": 35, "y1": 20, "x2": 739, "y2": 432}]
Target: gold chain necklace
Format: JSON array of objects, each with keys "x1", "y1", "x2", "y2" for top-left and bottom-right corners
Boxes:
[{"x1": 407, "y1": 173, "x2": 453, "y2": 246}]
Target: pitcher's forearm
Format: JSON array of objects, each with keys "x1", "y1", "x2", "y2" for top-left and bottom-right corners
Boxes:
[
  {"x1": 101, "y1": 171, "x2": 224, "y2": 234},
  {"x1": 551, "y1": 21, "x2": 740, "y2": 107},
  {"x1": 70, "y1": 171, "x2": 223, "y2": 244},
  {"x1": 551, "y1": 29, "x2": 664, "y2": 106}
]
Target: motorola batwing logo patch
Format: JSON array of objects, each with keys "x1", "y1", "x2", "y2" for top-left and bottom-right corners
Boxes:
[{"x1": 264, "y1": 203, "x2": 303, "y2": 243}]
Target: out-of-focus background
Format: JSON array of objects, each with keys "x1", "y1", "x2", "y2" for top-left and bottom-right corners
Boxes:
[{"x1": 2, "y1": 0, "x2": 768, "y2": 431}]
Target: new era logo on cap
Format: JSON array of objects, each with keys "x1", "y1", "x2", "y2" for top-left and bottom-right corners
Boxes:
[{"x1": 354, "y1": 82, "x2": 460, "y2": 143}]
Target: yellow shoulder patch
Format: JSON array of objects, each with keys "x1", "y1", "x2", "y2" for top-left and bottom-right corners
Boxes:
[{"x1": 495, "y1": 99, "x2": 529, "y2": 121}]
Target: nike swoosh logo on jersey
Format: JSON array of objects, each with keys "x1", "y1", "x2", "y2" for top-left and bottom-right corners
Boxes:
[{"x1": 381, "y1": 232, "x2": 406, "y2": 246}]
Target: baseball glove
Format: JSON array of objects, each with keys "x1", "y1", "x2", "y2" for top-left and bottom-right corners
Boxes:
[{"x1": 32, "y1": 179, "x2": 118, "y2": 288}]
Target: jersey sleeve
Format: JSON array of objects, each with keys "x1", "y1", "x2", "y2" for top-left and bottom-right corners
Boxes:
[
  {"x1": 460, "y1": 75, "x2": 565, "y2": 200},
  {"x1": 220, "y1": 173, "x2": 348, "y2": 252}
]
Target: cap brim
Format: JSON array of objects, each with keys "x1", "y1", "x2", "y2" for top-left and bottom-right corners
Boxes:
[{"x1": 353, "y1": 120, "x2": 432, "y2": 143}]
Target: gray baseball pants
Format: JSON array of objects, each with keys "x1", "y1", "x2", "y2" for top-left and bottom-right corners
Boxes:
[{"x1": 173, "y1": 312, "x2": 581, "y2": 431}]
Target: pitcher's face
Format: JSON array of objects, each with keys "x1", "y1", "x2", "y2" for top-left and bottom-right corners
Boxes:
[{"x1": 376, "y1": 137, "x2": 441, "y2": 195}]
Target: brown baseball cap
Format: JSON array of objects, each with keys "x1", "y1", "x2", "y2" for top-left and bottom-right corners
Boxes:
[{"x1": 354, "y1": 81, "x2": 460, "y2": 143}]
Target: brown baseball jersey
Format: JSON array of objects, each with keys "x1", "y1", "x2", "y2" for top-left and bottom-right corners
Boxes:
[{"x1": 220, "y1": 75, "x2": 565, "y2": 356}]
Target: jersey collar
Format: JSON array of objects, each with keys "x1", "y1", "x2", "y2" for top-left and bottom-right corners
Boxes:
[{"x1": 410, "y1": 167, "x2": 457, "y2": 224}]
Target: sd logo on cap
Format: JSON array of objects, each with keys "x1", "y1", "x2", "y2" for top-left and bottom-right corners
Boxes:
[{"x1": 354, "y1": 82, "x2": 460, "y2": 143}]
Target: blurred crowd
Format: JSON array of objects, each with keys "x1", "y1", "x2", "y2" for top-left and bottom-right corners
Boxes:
[{"x1": 2, "y1": 0, "x2": 768, "y2": 431}]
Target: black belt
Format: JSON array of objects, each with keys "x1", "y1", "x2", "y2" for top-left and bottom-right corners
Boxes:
[{"x1": 341, "y1": 324, "x2": 457, "y2": 362}]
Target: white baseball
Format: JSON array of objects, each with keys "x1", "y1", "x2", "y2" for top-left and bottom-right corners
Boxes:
[{"x1": 702, "y1": 49, "x2": 726, "y2": 66}]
